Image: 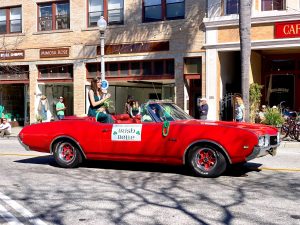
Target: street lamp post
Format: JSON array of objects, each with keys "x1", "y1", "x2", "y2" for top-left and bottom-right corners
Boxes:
[{"x1": 97, "y1": 16, "x2": 107, "y2": 81}]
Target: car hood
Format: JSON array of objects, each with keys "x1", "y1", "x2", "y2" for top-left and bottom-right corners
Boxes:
[{"x1": 175, "y1": 119, "x2": 278, "y2": 136}]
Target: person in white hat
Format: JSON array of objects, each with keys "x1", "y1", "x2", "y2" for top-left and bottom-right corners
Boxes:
[
  {"x1": 56, "y1": 96, "x2": 66, "y2": 120},
  {"x1": 199, "y1": 97, "x2": 209, "y2": 120}
]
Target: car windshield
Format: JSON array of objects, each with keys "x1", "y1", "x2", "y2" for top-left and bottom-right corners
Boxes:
[{"x1": 141, "y1": 102, "x2": 193, "y2": 122}]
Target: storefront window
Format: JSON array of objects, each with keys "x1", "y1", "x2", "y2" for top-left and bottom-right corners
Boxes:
[
  {"x1": 0, "y1": 84, "x2": 25, "y2": 125},
  {"x1": 184, "y1": 58, "x2": 201, "y2": 74},
  {"x1": 86, "y1": 59, "x2": 174, "y2": 78},
  {"x1": 0, "y1": 66, "x2": 29, "y2": 80},
  {"x1": 37, "y1": 84, "x2": 73, "y2": 121},
  {"x1": 109, "y1": 63, "x2": 119, "y2": 76},
  {"x1": 270, "y1": 59, "x2": 295, "y2": 71},
  {"x1": 153, "y1": 61, "x2": 164, "y2": 75},
  {"x1": 131, "y1": 62, "x2": 141, "y2": 75},
  {"x1": 38, "y1": 64, "x2": 73, "y2": 79},
  {"x1": 120, "y1": 63, "x2": 129, "y2": 76},
  {"x1": 142, "y1": 61, "x2": 152, "y2": 75}
]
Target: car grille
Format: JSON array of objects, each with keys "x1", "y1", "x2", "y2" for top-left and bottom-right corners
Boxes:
[{"x1": 270, "y1": 136, "x2": 278, "y2": 146}]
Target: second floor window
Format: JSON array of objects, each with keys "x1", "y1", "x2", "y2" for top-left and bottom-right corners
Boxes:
[
  {"x1": 226, "y1": 0, "x2": 239, "y2": 15},
  {"x1": 143, "y1": 0, "x2": 185, "y2": 22},
  {"x1": 38, "y1": 2, "x2": 70, "y2": 31},
  {"x1": 0, "y1": 6, "x2": 22, "y2": 34},
  {"x1": 88, "y1": 0, "x2": 124, "y2": 27},
  {"x1": 261, "y1": 0, "x2": 285, "y2": 11}
]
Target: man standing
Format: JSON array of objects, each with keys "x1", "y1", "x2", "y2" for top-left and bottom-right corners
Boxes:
[
  {"x1": 199, "y1": 98, "x2": 209, "y2": 120},
  {"x1": 56, "y1": 96, "x2": 66, "y2": 120},
  {"x1": 0, "y1": 118, "x2": 11, "y2": 137}
]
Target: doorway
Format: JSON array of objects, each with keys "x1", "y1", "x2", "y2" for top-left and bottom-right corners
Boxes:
[
  {"x1": 266, "y1": 74, "x2": 294, "y2": 109},
  {"x1": 189, "y1": 79, "x2": 201, "y2": 118}
]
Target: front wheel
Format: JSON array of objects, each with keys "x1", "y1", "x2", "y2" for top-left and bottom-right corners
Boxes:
[
  {"x1": 53, "y1": 141, "x2": 82, "y2": 168},
  {"x1": 188, "y1": 145, "x2": 227, "y2": 178}
]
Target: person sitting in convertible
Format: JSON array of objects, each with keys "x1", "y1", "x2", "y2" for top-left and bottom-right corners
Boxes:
[{"x1": 88, "y1": 77, "x2": 114, "y2": 123}]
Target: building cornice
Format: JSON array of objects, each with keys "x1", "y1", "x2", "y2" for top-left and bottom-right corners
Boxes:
[
  {"x1": 204, "y1": 38, "x2": 300, "y2": 51},
  {"x1": 204, "y1": 12, "x2": 300, "y2": 29}
]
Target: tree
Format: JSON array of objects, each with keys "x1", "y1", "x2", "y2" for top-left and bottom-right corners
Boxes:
[{"x1": 239, "y1": 0, "x2": 252, "y2": 122}]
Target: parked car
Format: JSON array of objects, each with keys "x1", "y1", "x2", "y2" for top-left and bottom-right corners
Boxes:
[{"x1": 18, "y1": 101, "x2": 280, "y2": 178}]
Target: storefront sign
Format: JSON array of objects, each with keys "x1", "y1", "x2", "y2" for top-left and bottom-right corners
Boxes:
[
  {"x1": 40, "y1": 48, "x2": 69, "y2": 58},
  {"x1": 0, "y1": 50, "x2": 25, "y2": 60},
  {"x1": 275, "y1": 21, "x2": 300, "y2": 39},
  {"x1": 111, "y1": 124, "x2": 142, "y2": 141}
]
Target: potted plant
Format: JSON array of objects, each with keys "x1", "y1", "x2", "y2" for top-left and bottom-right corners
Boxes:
[
  {"x1": 261, "y1": 107, "x2": 284, "y2": 128},
  {"x1": 249, "y1": 83, "x2": 263, "y2": 123}
]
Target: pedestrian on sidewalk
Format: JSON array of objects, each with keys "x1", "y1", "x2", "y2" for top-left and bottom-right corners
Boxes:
[
  {"x1": 198, "y1": 98, "x2": 209, "y2": 120},
  {"x1": 56, "y1": 96, "x2": 66, "y2": 120},
  {"x1": 0, "y1": 118, "x2": 11, "y2": 137}
]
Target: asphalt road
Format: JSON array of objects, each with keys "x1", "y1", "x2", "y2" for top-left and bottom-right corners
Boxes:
[{"x1": 0, "y1": 140, "x2": 299, "y2": 225}]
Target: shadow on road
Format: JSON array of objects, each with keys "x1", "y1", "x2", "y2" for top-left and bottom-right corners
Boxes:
[{"x1": 14, "y1": 156, "x2": 263, "y2": 178}]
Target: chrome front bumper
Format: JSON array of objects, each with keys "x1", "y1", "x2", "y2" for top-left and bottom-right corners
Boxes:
[
  {"x1": 246, "y1": 144, "x2": 279, "y2": 161},
  {"x1": 17, "y1": 135, "x2": 31, "y2": 151}
]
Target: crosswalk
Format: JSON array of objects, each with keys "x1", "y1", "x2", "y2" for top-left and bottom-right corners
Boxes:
[{"x1": 0, "y1": 192, "x2": 47, "y2": 225}]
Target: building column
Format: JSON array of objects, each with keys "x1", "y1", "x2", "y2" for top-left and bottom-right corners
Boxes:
[
  {"x1": 206, "y1": 49, "x2": 219, "y2": 120},
  {"x1": 29, "y1": 63, "x2": 38, "y2": 124},
  {"x1": 175, "y1": 57, "x2": 184, "y2": 109},
  {"x1": 73, "y1": 61, "x2": 86, "y2": 116}
]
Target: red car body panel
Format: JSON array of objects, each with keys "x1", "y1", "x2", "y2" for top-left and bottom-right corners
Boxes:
[{"x1": 19, "y1": 115, "x2": 278, "y2": 165}]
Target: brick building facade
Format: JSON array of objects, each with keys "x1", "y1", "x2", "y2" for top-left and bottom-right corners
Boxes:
[{"x1": 0, "y1": 0, "x2": 206, "y2": 124}]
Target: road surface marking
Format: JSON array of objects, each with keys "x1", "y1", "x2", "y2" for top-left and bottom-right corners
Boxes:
[
  {"x1": 0, "y1": 192, "x2": 47, "y2": 225},
  {"x1": 259, "y1": 167, "x2": 300, "y2": 172},
  {"x1": 0, "y1": 203, "x2": 24, "y2": 225}
]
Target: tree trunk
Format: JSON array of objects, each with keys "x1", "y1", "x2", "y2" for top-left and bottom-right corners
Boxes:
[{"x1": 239, "y1": 0, "x2": 252, "y2": 122}]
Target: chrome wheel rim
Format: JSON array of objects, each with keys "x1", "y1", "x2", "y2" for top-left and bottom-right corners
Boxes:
[
  {"x1": 57, "y1": 142, "x2": 76, "y2": 164},
  {"x1": 194, "y1": 148, "x2": 217, "y2": 171}
]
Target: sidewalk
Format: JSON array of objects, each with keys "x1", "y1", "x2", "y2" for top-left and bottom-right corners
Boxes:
[
  {"x1": 3, "y1": 126, "x2": 23, "y2": 139},
  {"x1": 4, "y1": 126, "x2": 300, "y2": 148}
]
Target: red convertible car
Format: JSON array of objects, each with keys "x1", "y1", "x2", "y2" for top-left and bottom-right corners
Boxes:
[{"x1": 18, "y1": 101, "x2": 280, "y2": 178}]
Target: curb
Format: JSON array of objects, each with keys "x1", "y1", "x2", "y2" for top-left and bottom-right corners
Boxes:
[{"x1": 279, "y1": 141, "x2": 300, "y2": 148}]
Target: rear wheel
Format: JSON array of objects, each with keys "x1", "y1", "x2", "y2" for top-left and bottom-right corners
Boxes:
[
  {"x1": 53, "y1": 141, "x2": 82, "y2": 168},
  {"x1": 188, "y1": 145, "x2": 227, "y2": 178}
]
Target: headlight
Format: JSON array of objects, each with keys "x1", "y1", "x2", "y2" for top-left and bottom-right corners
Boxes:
[
  {"x1": 258, "y1": 135, "x2": 270, "y2": 147},
  {"x1": 258, "y1": 136, "x2": 265, "y2": 147},
  {"x1": 264, "y1": 136, "x2": 269, "y2": 147}
]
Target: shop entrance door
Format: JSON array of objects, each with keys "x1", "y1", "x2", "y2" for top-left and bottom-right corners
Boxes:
[
  {"x1": 0, "y1": 84, "x2": 25, "y2": 126},
  {"x1": 189, "y1": 79, "x2": 201, "y2": 118},
  {"x1": 266, "y1": 74, "x2": 294, "y2": 109}
]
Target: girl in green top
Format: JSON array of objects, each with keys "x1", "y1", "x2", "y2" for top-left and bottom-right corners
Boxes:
[{"x1": 88, "y1": 77, "x2": 114, "y2": 123}]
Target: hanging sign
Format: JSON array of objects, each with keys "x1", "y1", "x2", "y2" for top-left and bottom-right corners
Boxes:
[
  {"x1": 111, "y1": 124, "x2": 142, "y2": 141},
  {"x1": 0, "y1": 50, "x2": 25, "y2": 60},
  {"x1": 40, "y1": 48, "x2": 69, "y2": 58},
  {"x1": 101, "y1": 79, "x2": 109, "y2": 90}
]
